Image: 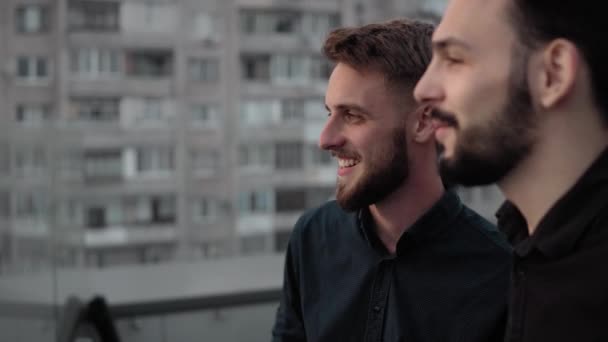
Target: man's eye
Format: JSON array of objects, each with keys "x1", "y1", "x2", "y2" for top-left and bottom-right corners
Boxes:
[
  {"x1": 343, "y1": 112, "x2": 362, "y2": 123},
  {"x1": 445, "y1": 56, "x2": 463, "y2": 65}
]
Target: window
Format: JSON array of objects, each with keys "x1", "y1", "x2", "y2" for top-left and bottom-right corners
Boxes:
[
  {"x1": 59, "y1": 151, "x2": 83, "y2": 180},
  {"x1": 15, "y1": 4, "x2": 49, "y2": 33},
  {"x1": 151, "y1": 196, "x2": 175, "y2": 224},
  {"x1": 311, "y1": 145, "x2": 333, "y2": 166},
  {"x1": 84, "y1": 150, "x2": 122, "y2": 181},
  {"x1": 15, "y1": 104, "x2": 51, "y2": 125},
  {"x1": 240, "y1": 11, "x2": 256, "y2": 34},
  {"x1": 274, "y1": 230, "x2": 291, "y2": 252},
  {"x1": 83, "y1": 199, "x2": 122, "y2": 229},
  {"x1": 192, "y1": 198, "x2": 218, "y2": 223},
  {"x1": 275, "y1": 142, "x2": 303, "y2": 170},
  {"x1": 14, "y1": 147, "x2": 46, "y2": 178},
  {"x1": 58, "y1": 200, "x2": 83, "y2": 226},
  {"x1": 239, "y1": 144, "x2": 273, "y2": 168},
  {"x1": 243, "y1": 54, "x2": 331, "y2": 84},
  {"x1": 240, "y1": 11, "x2": 300, "y2": 34},
  {"x1": 242, "y1": 55, "x2": 270, "y2": 81},
  {"x1": 68, "y1": 1, "x2": 119, "y2": 31},
  {"x1": 240, "y1": 100, "x2": 279, "y2": 126},
  {"x1": 200, "y1": 240, "x2": 228, "y2": 258},
  {"x1": 240, "y1": 234, "x2": 267, "y2": 255},
  {"x1": 0, "y1": 144, "x2": 9, "y2": 176},
  {"x1": 188, "y1": 58, "x2": 219, "y2": 82},
  {"x1": 301, "y1": 13, "x2": 340, "y2": 36},
  {"x1": 193, "y1": 12, "x2": 222, "y2": 42},
  {"x1": 239, "y1": 190, "x2": 273, "y2": 213},
  {"x1": 304, "y1": 98, "x2": 326, "y2": 120},
  {"x1": 143, "y1": 2, "x2": 170, "y2": 26},
  {"x1": 122, "y1": 197, "x2": 150, "y2": 224},
  {"x1": 310, "y1": 56, "x2": 333, "y2": 81},
  {"x1": 0, "y1": 192, "x2": 9, "y2": 219},
  {"x1": 275, "y1": 189, "x2": 307, "y2": 213},
  {"x1": 136, "y1": 146, "x2": 174, "y2": 174},
  {"x1": 275, "y1": 13, "x2": 299, "y2": 33},
  {"x1": 240, "y1": 11, "x2": 340, "y2": 36},
  {"x1": 271, "y1": 55, "x2": 308, "y2": 83},
  {"x1": 15, "y1": 192, "x2": 46, "y2": 219},
  {"x1": 68, "y1": 98, "x2": 120, "y2": 122},
  {"x1": 86, "y1": 207, "x2": 106, "y2": 229},
  {"x1": 281, "y1": 99, "x2": 305, "y2": 122},
  {"x1": 191, "y1": 104, "x2": 219, "y2": 127},
  {"x1": 421, "y1": 0, "x2": 447, "y2": 13},
  {"x1": 140, "y1": 98, "x2": 164, "y2": 122},
  {"x1": 191, "y1": 150, "x2": 218, "y2": 176},
  {"x1": 70, "y1": 48, "x2": 121, "y2": 78},
  {"x1": 125, "y1": 50, "x2": 172, "y2": 77},
  {"x1": 128, "y1": 97, "x2": 174, "y2": 125},
  {"x1": 16, "y1": 56, "x2": 49, "y2": 82},
  {"x1": 306, "y1": 187, "x2": 335, "y2": 208}
]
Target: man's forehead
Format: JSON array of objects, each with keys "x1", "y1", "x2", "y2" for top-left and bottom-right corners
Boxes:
[{"x1": 434, "y1": 0, "x2": 512, "y2": 46}]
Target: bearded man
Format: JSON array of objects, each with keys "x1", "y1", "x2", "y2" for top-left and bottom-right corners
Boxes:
[
  {"x1": 272, "y1": 19, "x2": 511, "y2": 342},
  {"x1": 415, "y1": 0, "x2": 608, "y2": 340}
]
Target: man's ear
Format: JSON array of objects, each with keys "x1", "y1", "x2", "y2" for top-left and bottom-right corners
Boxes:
[
  {"x1": 411, "y1": 104, "x2": 435, "y2": 143},
  {"x1": 533, "y1": 39, "x2": 579, "y2": 109}
]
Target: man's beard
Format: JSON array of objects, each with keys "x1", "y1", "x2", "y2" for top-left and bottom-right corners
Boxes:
[
  {"x1": 437, "y1": 48, "x2": 538, "y2": 187},
  {"x1": 336, "y1": 128, "x2": 409, "y2": 211}
]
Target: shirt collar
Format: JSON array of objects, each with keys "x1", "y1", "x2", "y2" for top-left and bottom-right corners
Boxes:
[
  {"x1": 497, "y1": 147, "x2": 608, "y2": 258},
  {"x1": 357, "y1": 190, "x2": 463, "y2": 254}
]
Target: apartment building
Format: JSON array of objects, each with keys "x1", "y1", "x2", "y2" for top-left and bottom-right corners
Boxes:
[
  {"x1": 0, "y1": 0, "x2": 339, "y2": 273},
  {"x1": 1, "y1": 0, "x2": 493, "y2": 275}
]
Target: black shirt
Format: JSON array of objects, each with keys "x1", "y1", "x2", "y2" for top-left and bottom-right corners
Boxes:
[
  {"x1": 272, "y1": 191, "x2": 511, "y2": 342},
  {"x1": 498, "y1": 148, "x2": 608, "y2": 342}
]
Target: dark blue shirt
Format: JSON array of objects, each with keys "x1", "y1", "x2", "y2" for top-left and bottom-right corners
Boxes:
[{"x1": 272, "y1": 191, "x2": 511, "y2": 342}]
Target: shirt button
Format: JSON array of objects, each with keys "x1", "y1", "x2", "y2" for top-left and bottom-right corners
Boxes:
[{"x1": 373, "y1": 305, "x2": 381, "y2": 312}]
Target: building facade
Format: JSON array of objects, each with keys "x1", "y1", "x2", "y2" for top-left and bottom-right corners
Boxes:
[{"x1": 0, "y1": 0, "x2": 503, "y2": 275}]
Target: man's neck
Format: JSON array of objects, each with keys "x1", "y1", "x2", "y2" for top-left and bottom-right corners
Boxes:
[
  {"x1": 369, "y1": 175, "x2": 444, "y2": 255},
  {"x1": 499, "y1": 110, "x2": 608, "y2": 234}
]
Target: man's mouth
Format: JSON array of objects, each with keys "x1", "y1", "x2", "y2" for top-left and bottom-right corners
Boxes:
[
  {"x1": 338, "y1": 158, "x2": 360, "y2": 169},
  {"x1": 430, "y1": 109, "x2": 458, "y2": 128}
]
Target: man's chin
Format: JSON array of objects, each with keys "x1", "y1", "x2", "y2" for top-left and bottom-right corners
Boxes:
[
  {"x1": 439, "y1": 156, "x2": 509, "y2": 187},
  {"x1": 336, "y1": 194, "x2": 364, "y2": 212}
]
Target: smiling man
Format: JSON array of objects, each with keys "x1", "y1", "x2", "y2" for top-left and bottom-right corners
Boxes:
[
  {"x1": 414, "y1": 0, "x2": 608, "y2": 341},
  {"x1": 271, "y1": 19, "x2": 511, "y2": 342}
]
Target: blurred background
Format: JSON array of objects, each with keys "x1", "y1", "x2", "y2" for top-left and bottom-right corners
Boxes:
[{"x1": 0, "y1": 0, "x2": 503, "y2": 341}]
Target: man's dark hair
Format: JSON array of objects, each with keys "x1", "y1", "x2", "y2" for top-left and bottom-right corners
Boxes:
[
  {"x1": 509, "y1": 0, "x2": 608, "y2": 124},
  {"x1": 322, "y1": 19, "x2": 434, "y2": 94}
]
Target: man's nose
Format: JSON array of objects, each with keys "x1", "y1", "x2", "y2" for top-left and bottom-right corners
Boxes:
[{"x1": 318, "y1": 115, "x2": 345, "y2": 151}]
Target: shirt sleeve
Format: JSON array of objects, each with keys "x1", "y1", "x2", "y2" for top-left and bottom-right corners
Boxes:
[{"x1": 271, "y1": 226, "x2": 307, "y2": 342}]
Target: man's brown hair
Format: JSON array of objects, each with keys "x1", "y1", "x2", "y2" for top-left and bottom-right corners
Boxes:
[{"x1": 323, "y1": 19, "x2": 434, "y2": 93}]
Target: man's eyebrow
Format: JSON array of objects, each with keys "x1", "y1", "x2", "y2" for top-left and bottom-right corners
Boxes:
[
  {"x1": 325, "y1": 103, "x2": 370, "y2": 115},
  {"x1": 432, "y1": 37, "x2": 473, "y2": 52}
]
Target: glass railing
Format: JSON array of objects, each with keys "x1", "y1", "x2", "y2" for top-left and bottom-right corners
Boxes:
[{"x1": 0, "y1": 255, "x2": 283, "y2": 342}]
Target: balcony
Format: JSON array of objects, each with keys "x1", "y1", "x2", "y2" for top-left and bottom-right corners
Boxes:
[
  {"x1": 83, "y1": 150, "x2": 123, "y2": 184},
  {"x1": 68, "y1": 1, "x2": 120, "y2": 33},
  {"x1": 82, "y1": 225, "x2": 178, "y2": 248},
  {"x1": 120, "y1": 50, "x2": 174, "y2": 95}
]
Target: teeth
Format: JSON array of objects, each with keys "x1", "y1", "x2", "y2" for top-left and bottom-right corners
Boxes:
[{"x1": 338, "y1": 158, "x2": 359, "y2": 168}]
